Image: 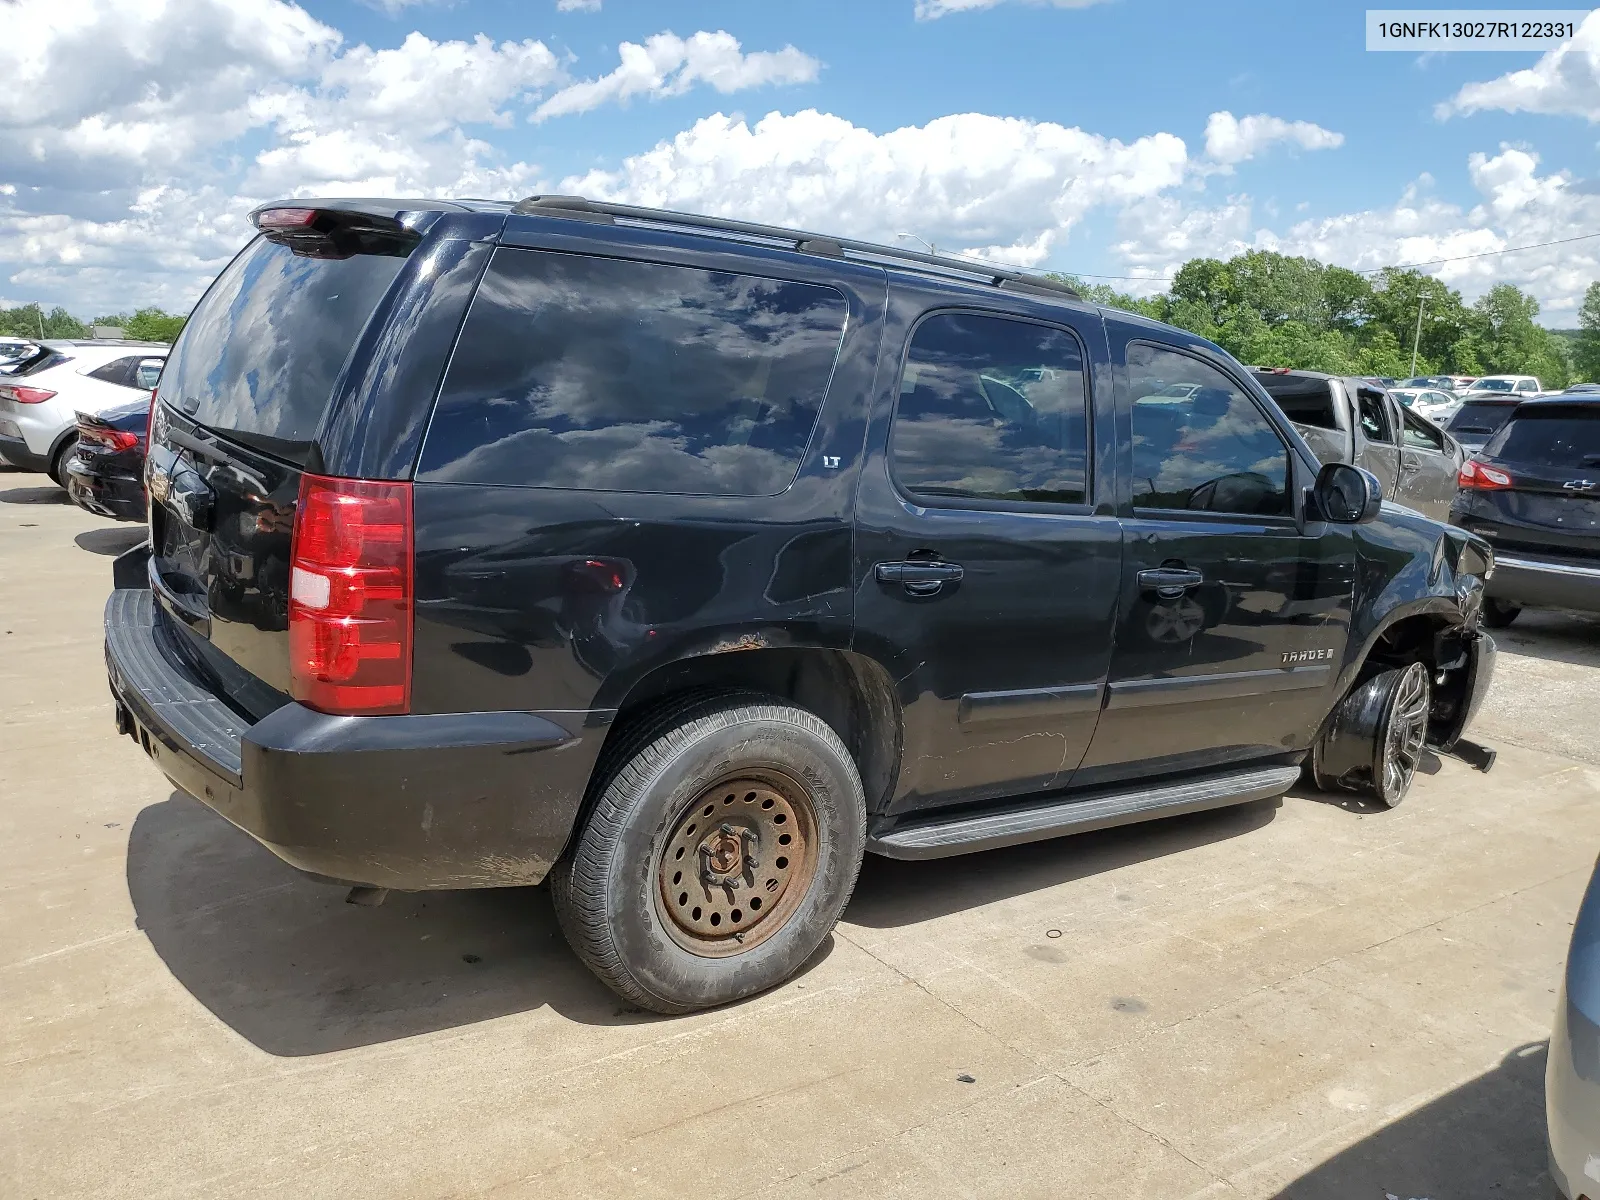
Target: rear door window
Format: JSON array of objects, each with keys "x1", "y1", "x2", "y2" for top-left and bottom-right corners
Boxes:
[
  {"x1": 86, "y1": 357, "x2": 139, "y2": 388},
  {"x1": 889, "y1": 312, "x2": 1089, "y2": 506},
  {"x1": 420, "y1": 248, "x2": 848, "y2": 496},
  {"x1": 161, "y1": 236, "x2": 406, "y2": 459},
  {"x1": 1358, "y1": 389, "x2": 1394, "y2": 443}
]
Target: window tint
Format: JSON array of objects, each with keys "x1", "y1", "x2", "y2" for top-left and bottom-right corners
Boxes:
[
  {"x1": 1358, "y1": 390, "x2": 1393, "y2": 443},
  {"x1": 1483, "y1": 406, "x2": 1600, "y2": 468},
  {"x1": 163, "y1": 236, "x2": 407, "y2": 460},
  {"x1": 889, "y1": 312, "x2": 1088, "y2": 505},
  {"x1": 1401, "y1": 408, "x2": 1444, "y2": 452},
  {"x1": 1256, "y1": 377, "x2": 1339, "y2": 430},
  {"x1": 86, "y1": 357, "x2": 138, "y2": 388},
  {"x1": 1448, "y1": 401, "x2": 1518, "y2": 438},
  {"x1": 1128, "y1": 344, "x2": 1289, "y2": 516},
  {"x1": 420, "y1": 249, "x2": 847, "y2": 496}
]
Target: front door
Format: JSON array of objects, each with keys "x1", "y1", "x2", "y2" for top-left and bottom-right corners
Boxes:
[
  {"x1": 1354, "y1": 382, "x2": 1402, "y2": 499},
  {"x1": 1395, "y1": 405, "x2": 1463, "y2": 519},
  {"x1": 1077, "y1": 338, "x2": 1356, "y2": 787},
  {"x1": 853, "y1": 300, "x2": 1122, "y2": 817}
]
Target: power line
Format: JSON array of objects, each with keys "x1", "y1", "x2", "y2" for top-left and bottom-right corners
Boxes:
[{"x1": 1033, "y1": 229, "x2": 1600, "y2": 287}]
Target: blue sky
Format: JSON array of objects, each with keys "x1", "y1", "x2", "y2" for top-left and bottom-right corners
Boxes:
[{"x1": 4, "y1": 0, "x2": 1599, "y2": 319}]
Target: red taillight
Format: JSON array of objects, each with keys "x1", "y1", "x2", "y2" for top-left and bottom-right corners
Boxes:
[
  {"x1": 288, "y1": 474, "x2": 413, "y2": 716},
  {"x1": 1458, "y1": 460, "x2": 1513, "y2": 490},
  {"x1": 255, "y1": 207, "x2": 318, "y2": 229},
  {"x1": 1, "y1": 385, "x2": 56, "y2": 404},
  {"x1": 78, "y1": 425, "x2": 140, "y2": 452}
]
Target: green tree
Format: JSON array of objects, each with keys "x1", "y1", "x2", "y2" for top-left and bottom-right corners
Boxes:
[
  {"x1": 124, "y1": 307, "x2": 186, "y2": 343},
  {"x1": 1574, "y1": 281, "x2": 1600, "y2": 382},
  {"x1": 0, "y1": 304, "x2": 86, "y2": 339},
  {"x1": 1168, "y1": 258, "x2": 1235, "y2": 327},
  {"x1": 1363, "y1": 269, "x2": 1473, "y2": 375}
]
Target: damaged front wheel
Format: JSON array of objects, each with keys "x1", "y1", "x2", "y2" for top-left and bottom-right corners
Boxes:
[{"x1": 1311, "y1": 661, "x2": 1433, "y2": 808}]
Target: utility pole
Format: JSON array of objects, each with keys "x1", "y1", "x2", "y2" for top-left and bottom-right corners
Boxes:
[
  {"x1": 1409, "y1": 294, "x2": 1427, "y2": 378},
  {"x1": 897, "y1": 232, "x2": 937, "y2": 257}
]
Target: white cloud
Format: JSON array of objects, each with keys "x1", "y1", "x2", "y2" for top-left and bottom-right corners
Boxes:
[
  {"x1": 1203, "y1": 111, "x2": 1344, "y2": 167},
  {"x1": 1439, "y1": 9, "x2": 1600, "y2": 120},
  {"x1": 556, "y1": 0, "x2": 602, "y2": 10},
  {"x1": 914, "y1": 0, "x2": 1111, "y2": 19},
  {"x1": 564, "y1": 109, "x2": 1187, "y2": 266},
  {"x1": 533, "y1": 32, "x2": 820, "y2": 122}
]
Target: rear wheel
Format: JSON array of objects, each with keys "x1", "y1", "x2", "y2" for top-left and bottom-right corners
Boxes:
[
  {"x1": 47, "y1": 436, "x2": 77, "y2": 487},
  {"x1": 1482, "y1": 599, "x2": 1520, "y2": 628},
  {"x1": 550, "y1": 694, "x2": 866, "y2": 1014}
]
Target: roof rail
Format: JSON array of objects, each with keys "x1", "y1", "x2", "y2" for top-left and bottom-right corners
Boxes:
[{"x1": 510, "y1": 195, "x2": 1082, "y2": 301}]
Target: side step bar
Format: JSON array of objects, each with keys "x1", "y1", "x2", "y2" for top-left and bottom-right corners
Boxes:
[{"x1": 867, "y1": 764, "x2": 1303, "y2": 860}]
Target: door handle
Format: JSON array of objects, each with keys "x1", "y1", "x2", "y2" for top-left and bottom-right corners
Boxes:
[
  {"x1": 875, "y1": 560, "x2": 964, "y2": 597},
  {"x1": 1136, "y1": 567, "x2": 1203, "y2": 599}
]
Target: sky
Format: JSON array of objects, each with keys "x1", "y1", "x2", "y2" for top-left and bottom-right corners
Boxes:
[{"x1": 5, "y1": 0, "x2": 1600, "y2": 322}]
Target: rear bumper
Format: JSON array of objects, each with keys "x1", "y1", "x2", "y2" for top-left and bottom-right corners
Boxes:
[
  {"x1": 65, "y1": 455, "x2": 145, "y2": 521},
  {"x1": 0, "y1": 432, "x2": 49, "y2": 473},
  {"x1": 104, "y1": 586, "x2": 606, "y2": 889},
  {"x1": 1488, "y1": 552, "x2": 1600, "y2": 614}
]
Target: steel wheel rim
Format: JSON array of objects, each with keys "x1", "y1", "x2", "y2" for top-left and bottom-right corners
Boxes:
[
  {"x1": 1380, "y1": 663, "x2": 1430, "y2": 800},
  {"x1": 655, "y1": 770, "x2": 819, "y2": 959}
]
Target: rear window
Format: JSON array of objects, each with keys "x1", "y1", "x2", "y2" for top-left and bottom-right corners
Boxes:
[
  {"x1": 419, "y1": 248, "x2": 848, "y2": 495},
  {"x1": 1257, "y1": 376, "x2": 1339, "y2": 430},
  {"x1": 1447, "y1": 400, "x2": 1519, "y2": 438},
  {"x1": 1483, "y1": 406, "x2": 1600, "y2": 468},
  {"x1": 161, "y1": 236, "x2": 406, "y2": 459}
]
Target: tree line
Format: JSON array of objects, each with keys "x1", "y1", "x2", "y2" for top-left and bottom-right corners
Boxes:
[
  {"x1": 0, "y1": 303, "x2": 186, "y2": 344},
  {"x1": 1054, "y1": 250, "x2": 1588, "y2": 386}
]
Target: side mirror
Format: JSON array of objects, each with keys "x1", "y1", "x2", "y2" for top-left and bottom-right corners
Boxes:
[{"x1": 1313, "y1": 462, "x2": 1383, "y2": 524}]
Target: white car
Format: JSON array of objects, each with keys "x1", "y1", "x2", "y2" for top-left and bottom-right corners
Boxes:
[
  {"x1": 0, "y1": 341, "x2": 167, "y2": 484},
  {"x1": 1391, "y1": 386, "x2": 1460, "y2": 424},
  {"x1": 1460, "y1": 374, "x2": 1544, "y2": 399}
]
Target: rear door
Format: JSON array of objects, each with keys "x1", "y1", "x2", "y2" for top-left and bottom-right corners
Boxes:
[
  {"x1": 147, "y1": 233, "x2": 414, "y2": 712},
  {"x1": 852, "y1": 290, "x2": 1122, "y2": 817}
]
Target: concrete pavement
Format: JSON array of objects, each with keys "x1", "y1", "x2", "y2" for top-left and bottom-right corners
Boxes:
[{"x1": 2, "y1": 462, "x2": 1595, "y2": 1199}]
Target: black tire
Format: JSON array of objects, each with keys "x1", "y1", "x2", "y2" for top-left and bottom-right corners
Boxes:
[
  {"x1": 1482, "y1": 599, "x2": 1520, "y2": 628},
  {"x1": 550, "y1": 693, "x2": 866, "y2": 1014},
  {"x1": 1311, "y1": 662, "x2": 1432, "y2": 808},
  {"x1": 47, "y1": 436, "x2": 76, "y2": 487}
]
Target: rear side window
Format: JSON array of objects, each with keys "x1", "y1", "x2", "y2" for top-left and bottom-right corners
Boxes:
[
  {"x1": 86, "y1": 357, "x2": 138, "y2": 387},
  {"x1": 889, "y1": 312, "x2": 1088, "y2": 505},
  {"x1": 162, "y1": 236, "x2": 406, "y2": 458},
  {"x1": 419, "y1": 248, "x2": 847, "y2": 496},
  {"x1": 1258, "y1": 377, "x2": 1339, "y2": 430},
  {"x1": 1448, "y1": 401, "x2": 1518, "y2": 439},
  {"x1": 1484, "y1": 406, "x2": 1600, "y2": 468}
]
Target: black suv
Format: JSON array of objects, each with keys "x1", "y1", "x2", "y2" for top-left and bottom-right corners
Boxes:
[
  {"x1": 1449, "y1": 394, "x2": 1600, "y2": 626},
  {"x1": 105, "y1": 197, "x2": 1497, "y2": 1013}
]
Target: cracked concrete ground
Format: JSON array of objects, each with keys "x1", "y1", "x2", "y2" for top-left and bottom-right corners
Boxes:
[{"x1": 2, "y1": 462, "x2": 1596, "y2": 1199}]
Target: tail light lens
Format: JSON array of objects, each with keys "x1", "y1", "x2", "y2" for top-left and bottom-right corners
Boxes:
[
  {"x1": 289, "y1": 474, "x2": 413, "y2": 715},
  {"x1": 78, "y1": 425, "x2": 140, "y2": 452},
  {"x1": 1, "y1": 385, "x2": 57, "y2": 404},
  {"x1": 1458, "y1": 460, "x2": 1513, "y2": 490}
]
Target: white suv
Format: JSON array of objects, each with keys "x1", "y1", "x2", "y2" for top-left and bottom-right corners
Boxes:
[
  {"x1": 1460, "y1": 374, "x2": 1544, "y2": 399},
  {"x1": 0, "y1": 341, "x2": 167, "y2": 484}
]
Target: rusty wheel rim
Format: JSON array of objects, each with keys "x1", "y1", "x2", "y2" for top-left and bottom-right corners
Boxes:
[{"x1": 655, "y1": 771, "x2": 819, "y2": 958}]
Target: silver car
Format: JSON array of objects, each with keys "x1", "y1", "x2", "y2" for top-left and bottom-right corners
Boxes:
[{"x1": 1548, "y1": 853, "x2": 1600, "y2": 1197}]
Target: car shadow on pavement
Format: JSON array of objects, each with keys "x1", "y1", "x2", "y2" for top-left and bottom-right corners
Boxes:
[
  {"x1": 1496, "y1": 610, "x2": 1600, "y2": 671},
  {"x1": 74, "y1": 526, "x2": 146, "y2": 555},
  {"x1": 845, "y1": 796, "x2": 1281, "y2": 928},
  {"x1": 0, "y1": 485, "x2": 69, "y2": 504},
  {"x1": 1280, "y1": 1041, "x2": 1555, "y2": 1198},
  {"x1": 126, "y1": 793, "x2": 787, "y2": 1055}
]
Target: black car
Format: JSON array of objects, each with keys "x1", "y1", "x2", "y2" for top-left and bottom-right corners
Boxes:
[
  {"x1": 1449, "y1": 395, "x2": 1600, "y2": 626},
  {"x1": 1446, "y1": 395, "x2": 1523, "y2": 451},
  {"x1": 65, "y1": 398, "x2": 149, "y2": 521},
  {"x1": 103, "y1": 197, "x2": 1497, "y2": 1013}
]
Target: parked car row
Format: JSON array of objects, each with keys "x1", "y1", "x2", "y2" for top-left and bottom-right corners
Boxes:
[{"x1": 0, "y1": 339, "x2": 165, "y2": 497}]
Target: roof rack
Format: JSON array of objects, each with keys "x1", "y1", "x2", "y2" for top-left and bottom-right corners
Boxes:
[{"x1": 510, "y1": 195, "x2": 1082, "y2": 301}]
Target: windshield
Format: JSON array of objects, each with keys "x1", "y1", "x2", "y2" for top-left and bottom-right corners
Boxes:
[
  {"x1": 1448, "y1": 400, "x2": 1520, "y2": 437},
  {"x1": 161, "y1": 235, "x2": 406, "y2": 461},
  {"x1": 1468, "y1": 379, "x2": 1516, "y2": 392},
  {"x1": 1392, "y1": 390, "x2": 1418, "y2": 405},
  {"x1": 1483, "y1": 406, "x2": 1600, "y2": 468}
]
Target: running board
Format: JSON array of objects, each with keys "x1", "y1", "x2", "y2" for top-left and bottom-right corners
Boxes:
[{"x1": 867, "y1": 764, "x2": 1302, "y2": 860}]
